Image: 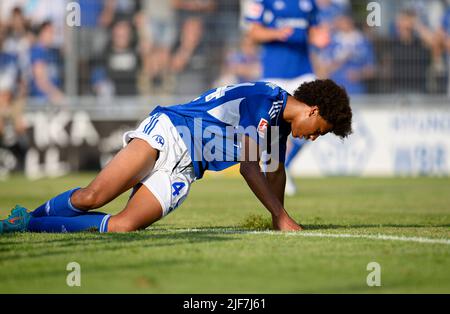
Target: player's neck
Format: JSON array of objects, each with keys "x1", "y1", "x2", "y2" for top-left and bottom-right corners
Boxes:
[{"x1": 283, "y1": 96, "x2": 308, "y2": 123}]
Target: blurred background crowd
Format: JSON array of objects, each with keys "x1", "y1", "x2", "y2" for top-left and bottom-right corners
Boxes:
[
  {"x1": 0, "y1": 0, "x2": 448, "y2": 178},
  {"x1": 0, "y1": 0, "x2": 449, "y2": 101},
  {"x1": 0, "y1": 0, "x2": 449, "y2": 136}
]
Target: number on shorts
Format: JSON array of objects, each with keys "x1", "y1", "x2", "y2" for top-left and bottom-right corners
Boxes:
[{"x1": 172, "y1": 182, "x2": 186, "y2": 196}]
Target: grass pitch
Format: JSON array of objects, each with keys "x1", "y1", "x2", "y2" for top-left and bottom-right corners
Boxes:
[{"x1": 0, "y1": 174, "x2": 449, "y2": 293}]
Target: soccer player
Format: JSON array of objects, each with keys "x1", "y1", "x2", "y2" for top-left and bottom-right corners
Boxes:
[
  {"x1": 0, "y1": 79, "x2": 352, "y2": 234},
  {"x1": 244, "y1": 0, "x2": 331, "y2": 195}
]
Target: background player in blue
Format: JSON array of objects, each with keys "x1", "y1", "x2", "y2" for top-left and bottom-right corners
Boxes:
[
  {"x1": 0, "y1": 79, "x2": 352, "y2": 234},
  {"x1": 244, "y1": 0, "x2": 329, "y2": 93},
  {"x1": 244, "y1": 0, "x2": 331, "y2": 196}
]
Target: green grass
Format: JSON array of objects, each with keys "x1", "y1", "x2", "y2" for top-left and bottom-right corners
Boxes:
[{"x1": 0, "y1": 174, "x2": 449, "y2": 293}]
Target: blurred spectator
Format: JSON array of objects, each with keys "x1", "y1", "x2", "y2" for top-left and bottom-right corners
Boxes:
[
  {"x1": 0, "y1": 25, "x2": 28, "y2": 163},
  {"x1": 94, "y1": 20, "x2": 140, "y2": 96},
  {"x1": 171, "y1": 0, "x2": 215, "y2": 73},
  {"x1": 2, "y1": 7, "x2": 32, "y2": 83},
  {"x1": 29, "y1": 21, "x2": 65, "y2": 104},
  {"x1": 114, "y1": 0, "x2": 140, "y2": 21},
  {"x1": 22, "y1": 0, "x2": 66, "y2": 47},
  {"x1": 215, "y1": 34, "x2": 260, "y2": 86},
  {"x1": 171, "y1": 0, "x2": 216, "y2": 95},
  {"x1": 78, "y1": 0, "x2": 116, "y2": 94},
  {"x1": 439, "y1": 4, "x2": 450, "y2": 96},
  {"x1": 136, "y1": 0, "x2": 176, "y2": 94},
  {"x1": 0, "y1": 0, "x2": 27, "y2": 22},
  {"x1": 316, "y1": 0, "x2": 348, "y2": 26},
  {"x1": 207, "y1": 0, "x2": 241, "y2": 88},
  {"x1": 388, "y1": 9, "x2": 436, "y2": 93},
  {"x1": 0, "y1": 27, "x2": 20, "y2": 136},
  {"x1": 315, "y1": 14, "x2": 375, "y2": 94}
]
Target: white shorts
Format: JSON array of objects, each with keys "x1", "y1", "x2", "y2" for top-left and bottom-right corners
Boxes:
[
  {"x1": 265, "y1": 73, "x2": 316, "y2": 95},
  {"x1": 123, "y1": 113, "x2": 195, "y2": 217}
]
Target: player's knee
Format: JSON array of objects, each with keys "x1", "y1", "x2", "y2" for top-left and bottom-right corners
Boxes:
[
  {"x1": 108, "y1": 218, "x2": 139, "y2": 233},
  {"x1": 72, "y1": 188, "x2": 104, "y2": 210}
]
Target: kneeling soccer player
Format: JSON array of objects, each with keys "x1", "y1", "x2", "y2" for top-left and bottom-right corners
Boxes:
[{"x1": 0, "y1": 79, "x2": 352, "y2": 234}]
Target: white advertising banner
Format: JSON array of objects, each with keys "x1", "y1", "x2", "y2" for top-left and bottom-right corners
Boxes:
[{"x1": 290, "y1": 107, "x2": 450, "y2": 177}]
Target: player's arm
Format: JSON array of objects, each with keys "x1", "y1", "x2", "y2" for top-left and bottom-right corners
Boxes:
[
  {"x1": 32, "y1": 61, "x2": 65, "y2": 104},
  {"x1": 246, "y1": 22, "x2": 293, "y2": 43},
  {"x1": 308, "y1": 25, "x2": 330, "y2": 49},
  {"x1": 239, "y1": 135, "x2": 301, "y2": 231},
  {"x1": 265, "y1": 160, "x2": 286, "y2": 206}
]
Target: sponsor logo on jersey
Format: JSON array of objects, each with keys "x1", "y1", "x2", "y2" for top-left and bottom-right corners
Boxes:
[
  {"x1": 152, "y1": 135, "x2": 165, "y2": 147},
  {"x1": 299, "y1": 0, "x2": 313, "y2": 12},
  {"x1": 258, "y1": 118, "x2": 269, "y2": 138},
  {"x1": 274, "y1": 0, "x2": 285, "y2": 10}
]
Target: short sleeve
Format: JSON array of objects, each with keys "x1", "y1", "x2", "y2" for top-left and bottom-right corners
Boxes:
[
  {"x1": 443, "y1": 11, "x2": 450, "y2": 35},
  {"x1": 243, "y1": 0, "x2": 265, "y2": 24},
  {"x1": 30, "y1": 46, "x2": 46, "y2": 65}
]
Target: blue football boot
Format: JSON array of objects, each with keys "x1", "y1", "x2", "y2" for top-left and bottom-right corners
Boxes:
[{"x1": 0, "y1": 205, "x2": 31, "y2": 234}]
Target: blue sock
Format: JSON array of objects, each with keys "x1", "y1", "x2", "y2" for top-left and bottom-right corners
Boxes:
[
  {"x1": 31, "y1": 188, "x2": 84, "y2": 217},
  {"x1": 27, "y1": 213, "x2": 111, "y2": 233},
  {"x1": 285, "y1": 138, "x2": 307, "y2": 169}
]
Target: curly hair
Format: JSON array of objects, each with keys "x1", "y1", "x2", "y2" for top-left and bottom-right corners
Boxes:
[{"x1": 293, "y1": 79, "x2": 353, "y2": 138}]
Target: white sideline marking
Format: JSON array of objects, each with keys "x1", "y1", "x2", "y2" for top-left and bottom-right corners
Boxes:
[{"x1": 168, "y1": 228, "x2": 450, "y2": 245}]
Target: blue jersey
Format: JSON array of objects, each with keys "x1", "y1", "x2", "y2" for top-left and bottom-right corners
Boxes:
[
  {"x1": 151, "y1": 82, "x2": 291, "y2": 179},
  {"x1": 244, "y1": 0, "x2": 318, "y2": 79},
  {"x1": 77, "y1": 0, "x2": 104, "y2": 27},
  {"x1": 30, "y1": 44, "x2": 62, "y2": 98},
  {"x1": 443, "y1": 9, "x2": 450, "y2": 37}
]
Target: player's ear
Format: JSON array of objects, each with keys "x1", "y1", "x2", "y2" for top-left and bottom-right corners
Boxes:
[{"x1": 308, "y1": 106, "x2": 319, "y2": 117}]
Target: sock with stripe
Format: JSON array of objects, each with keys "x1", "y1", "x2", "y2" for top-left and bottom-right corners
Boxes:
[
  {"x1": 27, "y1": 213, "x2": 111, "y2": 233},
  {"x1": 30, "y1": 188, "x2": 85, "y2": 218}
]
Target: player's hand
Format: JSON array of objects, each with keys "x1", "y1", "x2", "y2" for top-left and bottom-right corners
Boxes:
[
  {"x1": 272, "y1": 214, "x2": 303, "y2": 232},
  {"x1": 309, "y1": 25, "x2": 330, "y2": 49},
  {"x1": 274, "y1": 27, "x2": 294, "y2": 41}
]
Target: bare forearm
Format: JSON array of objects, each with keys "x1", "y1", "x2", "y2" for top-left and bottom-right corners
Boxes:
[
  {"x1": 247, "y1": 23, "x2": 288, "y2": 43},
  {"x1": 240, "y1": 161, "x2": 286, "y2": 218},
  {"x1": 265, "y1": 165, "x2": 286, "y2": 206}
]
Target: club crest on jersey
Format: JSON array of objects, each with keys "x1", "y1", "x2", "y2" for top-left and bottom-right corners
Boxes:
[
  {"x1": 258, "y1": 118, "x2": 269, "y2": 138},
  {"x1": 152, "y1": 135, "x2": 165, "y2": 147},
  {"x1": 274, "y1": 0, "x2": 285, "y2": 10},
  {"x1": 299, "y1": 0, "x2": 312, "y2": 12}
]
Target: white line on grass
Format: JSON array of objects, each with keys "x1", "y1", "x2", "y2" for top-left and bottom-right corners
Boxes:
[{"x1": 168, "y1": 228, "x2": 450, "y2": 245}]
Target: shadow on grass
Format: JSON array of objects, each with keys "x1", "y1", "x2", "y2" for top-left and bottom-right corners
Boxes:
[
  {"x1": 239, "y1": 214, "x2": 450, "y2": 231},
  {"x1": 0, "y1": 230, "x2": 237, "y2": 262}
]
